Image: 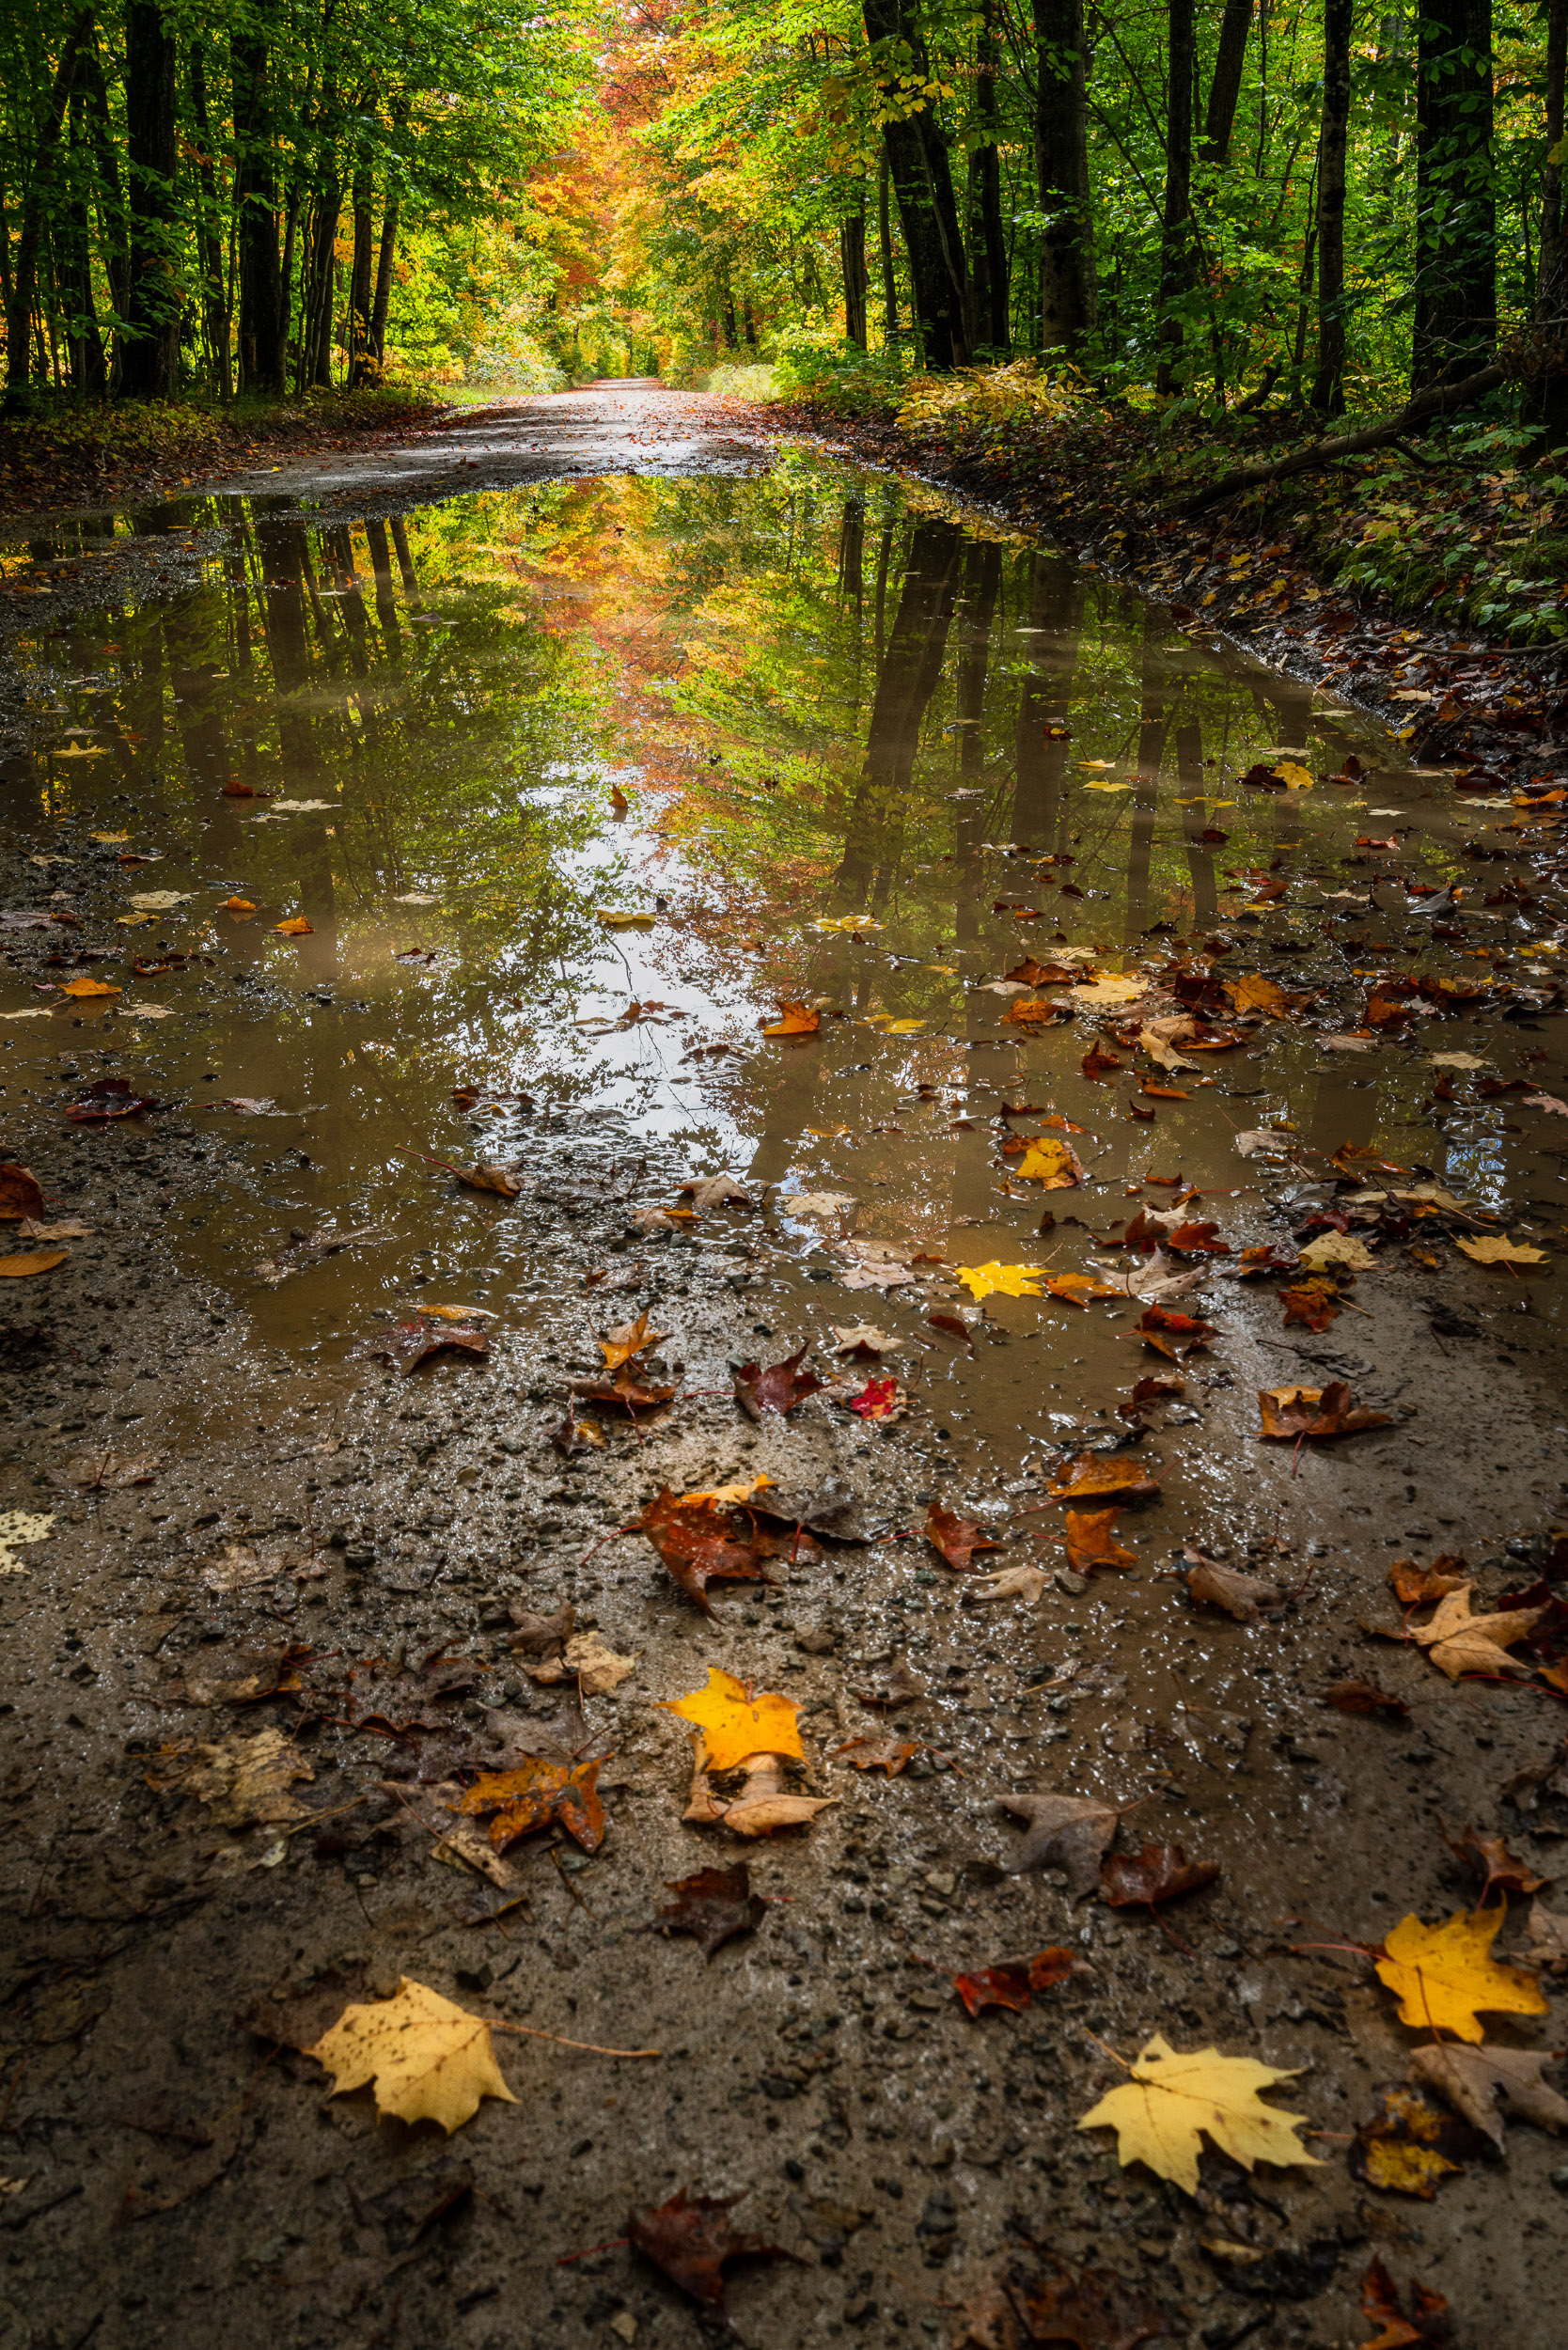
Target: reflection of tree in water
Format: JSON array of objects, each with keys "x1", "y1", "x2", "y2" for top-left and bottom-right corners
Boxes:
[
  {"x1": 1012, "y1": 552, "x2": 1082, "y2": 848},
  {"x1": 835, "y1": 518, "x2": 964, "y2": 903}
]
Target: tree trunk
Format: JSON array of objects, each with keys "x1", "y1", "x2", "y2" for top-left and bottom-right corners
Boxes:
[
  {"x1": 863, "y1": 0, "x2": 969, "y2": 367},
  {"x1": 1412, "y1": 0, "x2": 1495, "y2": 390},
  {"x1": 233, "y1": 32, "x2": 286, "y2": 395},
  {"x1": 83, "y1": 45, "x2": 128, "y2": 383},
  {"x1": 348, "y1": 163, "x2": 374, "y2": 384},
  {"x1": 370, "y1": 192, "x2": 399, "y2": 361},
  {"x1": 1527, "y1": 0, "x2": 1568, "y2": 439},
  {"x1": 188, "y1": 43, "x2": 230, "y2": 395},
  {"x1": 840, "y1": 204, "x2": 869, "y2": 347},
  {"x1": 1033, "y1": 0, "x2": 1096, "y2": 356},
  {"x1": 970, "y1": 0, "x2": 1010, "y2": 351},
  {"x1": 7, "y1": 6, "x2": 94, "y2": 403},
  {"x1": 877, "y1": 149, "x2": 898, "y2": 347},
  {"x1": 1157, "y1": 0, "x2": 1195, "y2": 394},
  {"x1": 1200, "y1": 0, "x2": 1252, "y2": 164},
  {"x1": 1311, "y1": 0, "x2": 1352, "y2": 412},
  {"x1": 62, "y1": 86, "x2": 107, "y2": 394},
  {"x1": 120, "y1": 1, "x2": 180, "y2": 399},
  {"x1": 302, "y1": 180, "x2": 339, "y2": 388}
]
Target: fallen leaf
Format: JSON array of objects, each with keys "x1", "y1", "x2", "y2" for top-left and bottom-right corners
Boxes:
[
  {"x1": 1374, "y1": 1905, "x2": 1548, "y2": 2042},
  {"x1": 51, "y1": 1449, "x2": 161, "y2": 1491},
  {"x1": 1351, "y1": 2081, "x2": 1482, "y2": 2199},
  {"x1": 1454, "y1": 1233, "x2": 1549, "y2": 1269},
  {"x1": 570, "y1": 1369, "x2": 676, "y2": 1417},
  {"x1": 997, "y1": 1792, "x2": 1118, "y2": 1895},
  {"x1": 781, "y1": 1190, "x2": 856, "y2": 1223},
  {"x1": 271, "y1": 916, "x2": 314, "y2": 936},
  {"x1": 851, "y1": 1654, "x2": 927, "y2": 1709},
  {"x1": 953, "y1": 1948, "x2": 1075, "y2": 2019},
  {"x1": 1389, "y1": 1555, "x2": 1468, "y2": 1606},
  {"x1": 1137, "y1": 1305, "x2": 1215, "y2": 1358},
  {"x1": 1407, "y1": 2042, "x2": 1568, "y2": 2152},
  {"x1": 599, "y1": 1310, "x2": 666, "y2": 1371},
  {"x1": 1410, "y1": 1584, "x2": 1545, "y2": 1679},
  {"x1": 1000, "y1": 995, "x2": 1071, "y2": 1026},
  {"x1": 1010, "y1": 2261, "x2": 1176, "y2": 2350},
  {"x1": 305, "y1": 1979, "x2": 515, "y2": 2133},
  {"x1": 127, "y1": 890, "x2": 191, "y2": 911},
  {"x1": 1077, "y1": 2033, "x2": 1321, "y2": 2195},
  {"x1": 830, "y1": 1324, "x2": 901, "y2": 1356},
  {"x1": 1522, "y1": 1092, "x2": 1568, "y2": 1116},
  {"x1": 1100, "y1": 1843, "x2": 1219, "y2": 1911},
  {"x1": 926, "y1": 1502, "x2": 1003, "y2": 1573},
  {"x1": 846, "y1": 1374, "x2": 905, "y2": 1420},
  {"x1": 1185, "y1": 1557, "x2": 1287, "y2": 1621},
  {"x1": 1523, "y1": 1897, "x2": 1568, "y2": 1972},
  {"x1": 1043, "y1": 1273, "x2": 1124, "y2": 1307},
  {"x1": 1321, "y1": 1679, "x2": 1409, "y2": 1719},
  {"x1": 223, "y1": 896, "x2": 257, "y2": 914},
  {"x1": 1117, "y1": 1375, "x2": 1184, "y2": 1421},
  {"x1": 1063, "y1": 1508, "x2": 1137, "y2": 1575},
  {"x1": 146, "y1": 1728, "x2": 313, "y2": 1828},
  {"x1": 1047, "y1": 1455, "x2": 1160, "y2": 1505},
  {"x1": 1297, "y1": 1232, "x2": 1379, "y2": 1275},
  {"x1": 1258, "y1": 1382, "x2": 1391, "y2": 1439},
  {"x1": 1280, "y1": 1277, "x2": 1343, "y2": 1331},
  {"x1": 661, "y1": 1667, "x2": 804, "y2": 1772},
  {"x1": 456, "y1": 1162, "x2": 522, "y2": 1198},
  {"x1": 963, "y1": 1563, "x2": 1049, "y2": 1605},
  {"x1": 66, "y1": 1077, "x2": 159, "y2": 1121},
  {"x1": 627, "y1": 2189, "x2": 792, "y2": 2310},
  {"x1": 1003, "y1": 1136, "x2": 1085, "y2": 1186},
  {"x1": 1439, "y1": 1823, "x2": 1545, "y2": 1906},
  {"x1": 1072, "y1": 974, "x2": 1148, "y2": 1007},
  {"x1": 1080, "y1": 1042, "x2": 1123, "y2": 1080},
  {"x1": 0, "y1": 1249, "x2": 68, "y2": 1277},
  {"x1": 762, "y1": 1002, "x2": 820, "y2": 1037},
  {"x1": 1357, "y1": 2258, "x2": 1450, "y2": 2350},
  {"x1": 650, "y1": 1862, "x2": 765, "y2": 1958},
  {"x1": 733, "y1": 1348, "x2": 823, "y2": 1418},
  {"x1": 57, "y1": 975, "x2": 121, "y2": 999},
  {"x1": 536, "y1": 1630, "x2": 636, "y2": 1699},
  {"x1": 458, "y1": 1755, "x2": 605, "y2": 1852},
  {"x1": 1139, "y1": 1018, "x2": 1201, "y2": 1073},
  {"x1": 634, "y1": 1488, "x2": 785, "y2": 1611},
  {"x1": 956, "y1": 1261, "x2": 1046, "y2": 1301},
  {"x1": 679, "y1": 1175, "x2": 751, "y2": 1210},
  {"x1": 349, "y1": 1318, "x2": 490, "y2": 1375},
  {"x1": 597, "y1": 907, "x2": 656, "y2": 929}
]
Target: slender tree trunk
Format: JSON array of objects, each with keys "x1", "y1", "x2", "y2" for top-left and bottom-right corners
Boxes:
[
  {"x1": 1201, "y1": 0, "x2": 1252, "y2": 164},
  {"x1": 1311, "y1": 0, "x2": 1352, "y2": 412},
  {"x1": 863, "y1": 0, "x2": 969, "y2": 367},
  {"x1": 188, "y1": 43, "x2": 230, "y2": 396},
  {"x1": 348, "y1": 162, "x2": 374, "y2": 384},
  {"x1": 303, "y1": 179, "x2": 340, "y2": 389},
  {"x1": 370, "y1": 190, "x2": 399, "y2": 360},
  {"x1": 62, "y1": 87, "x2": 107, "y2": 394},
  {"x1": 1412, "y1": 0, "x2": 1495, "y2": 390},
  {"x1": 120, "y1": 2, "x2": 180, "y2": 398},
  {"x1": 7, "y1": 7, "x2": 94, "y2": 403},
  {"x1": 83, "y1": 46, "x2": 128, "y2": 382},
  {"x1": 840, "y1": 203, "x2": 869, "y2": 347},
  {"x1": 838, "y1": 520, "x2": 964, "y2": 891},
  {"x1": 1157, "y1": 0, "x2": 1195, "y2": 394},
  {"x1": 233, "y1": 32, "x2": 286, "y2": 394},
  {"x1": 971, "y1": 0, "x2": 1010, "y2": 351},
  {"x1": 877, "y1": 149, "x2": 899, "y2": 348},
  {"x1": 1528, "y1": 0, "x2": 1568, "y2": 439},
  {"x1": 1033, "y1": 0, "x2": 1096, "y2": 356}
]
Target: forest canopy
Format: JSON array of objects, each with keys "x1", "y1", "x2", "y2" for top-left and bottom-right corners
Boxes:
[{"x1": 1, "y1": 0, "x2": 1563, "y2": 429}]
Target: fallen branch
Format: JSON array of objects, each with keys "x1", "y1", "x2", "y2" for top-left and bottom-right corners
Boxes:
[{"x1": 1177, "y1": 360, "x2": 1506, "y2": 515}]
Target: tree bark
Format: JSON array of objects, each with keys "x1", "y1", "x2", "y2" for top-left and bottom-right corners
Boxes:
[
  {"x1": 233, "y1": 32, "x2": 286, "y2": 395},
  {"x1": 62, "y1": 86, "x2": 107, "y2": 393},
  {"x1": 370, "y1": 191, "x2": 399, "y2": 361},
  {"x1": 1412, "y1": 0, "x2": 1495, "y2": 390},
  {"x1": 82, "y1": 44, "x2": 128, "y2": 379},
  {"x1": 1157, "y1": 0, "x2": 1195, "y2": 393},
  {"x1": 1033, "y1": 0, "x2": 1096, "y2": 356},
  {"x1": 840, "y1": 204, "x2": 869, "y2": 347},
  {"x1": 877, "y1": 149, "x2": 899, "y2": 347},
  {"x1": 7, "y1": 7, "x2": 94, "y2": 402},
  {"x1": 1200, "y1": 0, "x2": 1252, "y2": 164},
  {"x1": 120, "y1": 1, "x2": 180, "y2": 398},
  {"x1": 970, "y1": 0, "x2": 1010, "y2": 351},
  {"x1": 188, "y1": 42, "x2": 230, "y2": 395},
  {"x1": 1311, "y1": 0, "x2": 1353, "y2": 413},
  {"x1": 302, "y1": 180, "x2": 339, "y2": 388},
  {"x1": 348, "y1": 162, "x2": 374, "y2": 384},
  {"x1": 1527, "y1": 0, "x2": 1568, "y2": 439},
  {"x1": 862, "y1": 0, "x2": 969, "y2": 367}
]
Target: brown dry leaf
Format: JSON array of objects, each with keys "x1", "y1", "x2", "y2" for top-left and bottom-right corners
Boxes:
[
  {"x1": 733, "y1": 1347, "x2": 823, "y2": 1419},
  {"x1": 306, "y1": 1979, "x2": 514, "y2": 2133},
  {"x1": 1047, "y1": 1454, "x2": 1160, "y2": 1505},
  {"x1": 599, "y1": 1309, "x2": 666, "y2": 1370},
  {"x1": 147, "y1": 1728, "x2": 313, "y2": 1829},
  {"x1": 1407, "y1": 2043, "x2": 1568, "y2": 2151},
  {"x1": 634, "y1": 1487, "x2": 784, "y2": 1613},
  {"x1": 1409, "y1": 1584, "x2": 1546, "y2": 1680},
  {"x1": 458, "y1": 1755, "x2": 605, "y2": 1852},
  {"x1": 1184, "y1": 1556, "x2": 1287, "y2": 1622},
  {"x1": 1321, "y1": 1679, "x2": 1409, "y2": 1720},
  {"x1": 0, "y1": 1249, "x2": 69, "y2": 1278},
  {"x1": 952, "y1": 1948, "x2": 1076, "y2": 2020},
  {"x1": 1101, "y1": 1841, "x2": 1219, "y2": 1910},
  {"x1": 1439, "y1": 1822, "x2": 1546, "y2": 1905},
  {"x1": 762, "y1": 1002, "x2": 821, "y2": 1037},
  {"x1": 0, "y1": 1164, "x2": 45, "y2": 1222},
  {"x1": 1063, "y1": 1507, "x2": 1137, "y2": 1575},
  {"x1": 650, "y1": 1861, "x2": 766, "y2": 1958},
  {"x1": 1257, "y1": 1381, "x2": 1391, "y2": 1439},
  {"x1": 1389, "y1": 1555, "x2": 1468, "y2": 1606},
  {"x1": 1137, "y1": 1305, "x2": 1215, "y2": 1358},
  {"x1": 997, "y1": 1792, "x2": 1119, "y2": 1896},
  {"x1": 627, "y1": 2188, "x2": 793, "y2": 2310},
  {"x1": 926, "y1": 1502, "x2": 1003, "y2": 1573}
]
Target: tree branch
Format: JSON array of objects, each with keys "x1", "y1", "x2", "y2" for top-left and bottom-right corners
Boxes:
[{"x1": 1176, "y1": 361, "x2": 1507, "y2": 514}]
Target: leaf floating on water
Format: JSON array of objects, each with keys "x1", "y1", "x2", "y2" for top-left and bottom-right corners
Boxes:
[
  {"x1": 1002, "y1": 1135, "x2": 1085, "y2": 1186},
  {"x1": 925, "y1": 1502, "x2": 1003, "y2": 1573},
  {"x1": 1047, "y1": 1454, "x2": 1160, "y2": 1505},
  {"x1": 305, "y1": 1979, "x2": 516, "y2": 2134},
  {"x1": 1257, "y1": 1382, "x2": 1391, "y2": 1439},
  {"x1": 761, "y1": 1001, "x2": 820, "y2": 1036},
  {"x1": 271, "y1": 916, "x2": 314, "y2": 935},
  {"x1": 955, "y1": 1261, "x2": 1046, "y2": 1301},
  {"x1": 1063, "y1": 1507, "x2": 1137, "y2": 1575},
  {"x1": 1454, "y1": 1233, "x2": 1549, "y2": 1268},
  {"x1": 350, "y1": 1317, "x2": 491, "y2": 1375},
  {"x1": 1076, "y1": 2032, "x2": 1321, "y2": 2196}
]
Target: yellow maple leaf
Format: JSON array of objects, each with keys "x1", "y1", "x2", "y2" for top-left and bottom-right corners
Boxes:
[
  {"x1": 956, "y1": 1261, "x2": 1046, "y2": 1301},
  {"x1": 599, "y1": 1309, "x2": 666, "y2": 1370},
  {"x1": 1226, "y1": 974, "x2": 1292, "y2": 1015},
  {"x1": 660, "y1": 1667, "x2": 804, "y2": 1772},
  {"x1": 306, "y1": 1978, "x2": 516, "y2": 2132},
  {"x1": 1010, "y1": 1137, "x2": 1084, "y2": 1186},
  {"x1": 1455, "y1": 1234, "x2": 1548, "y2": 1268},
  {"x1": 1070, "y1": 973, "x2": 1148, "y2": 1006},
  {"x1": 1374, "y1": 1908, "x2": 1547, "y2": 2043},
  {"x1": 1077, "y1": 2032, "x2": 1320, "y2": 2195}
]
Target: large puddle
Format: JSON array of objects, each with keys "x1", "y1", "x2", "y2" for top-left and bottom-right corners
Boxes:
[{"x1": 3, "y1": 455, "x2": 1563, "y2": 1484}]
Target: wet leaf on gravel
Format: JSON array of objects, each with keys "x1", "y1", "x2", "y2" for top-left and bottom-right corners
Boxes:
[
  {"x1": 661, "y1": 1667, "x2": 804, "y2": 1771},
  {"x1": 1009, "y1": 2258, "x2": 1177, "y2": 2348},
  {"x1": 952, "y1": 1947, "x2": 1075, "y2": 2019},
  {"x1": 0, "y1": 1248, "x2": 69, "y2": 1277},
  {"x1": 1356, "y1": 2258, "x2": 1451, "y2": 2349},
  {"x1": 0, "y1": 1164, "x2": 46, "y2": 1221},
  {"x1": 1320, "y1": 1679, "x2": 1409, "y2": 1719},
  {"x1": 851, "y1": 1654, "x2": 928, "y2": 1709},
  {"x1": 1407, "y1": 2042, "x2": 1568, "y2": 2151},
  {"x1": 506, "y1": 1602, "x2": 575, "y2": 1656},
  {"x1": 570, "y1": 1366, "x2": 676, "y2": 1416},
  {"x1": 1117, "y1": 1374, "x2": 1184, "y2": 1421},
  {"x1": 635, "y1": 1487, "x2": 784, "y2": 1611},
  {"x1": 1438, "y1": 1822, "x2": 1546, "y2": 1906},
  {"x1": 1350, "y1": 2081, "x2": 1482, "y2": 2198},
  {"x1": 963, "y1": 1562, "x2": 1049, "y2": 1605},
  {"x1": 306, "y1": 1978, "x2": 515, "y2": 2133},
  {"x1": 925, "y1": 1502, "x2": 1003, "y2": 1572},
  {"x1": 1280, "y1": 1277, "x2": 1343, "y2": 1330},
  {"x1": 66, "y1": 1076, "x2": 159, "y2": 1120},
  {"x1": 997, "y1": 1792, "x2": 1118, "y2": 1893},
  {"x1": 1076, "y1": 2032, "x2": 1320, "y2": 2195},
  {"x1": 1373, "y1": 1905, "x2": 1547, "y2": 2041},
  {"x1": 1137, "y1": 1306, "x2": 1215, "y2": 1357},
  {"x1": 1258, "y1": 1382, "x2": 1391, "y2": 1439},
  {"x1": 350, "y1": 1317, "x2": 490, "y2": 1374},
  {"x1": 1409, "y1": 1584, "x2": 1545, "y2": 1679},
  {"x1": 846, "y1": 1374, "x2": 906, "y2": 1419},
  {"x1": 733, "y1": 1347, "x2": 823, "y2": 1419},
  {"x1": 831, "y1": 1736, "x2": 922, "y2": 1773},
  {"x1": 1100, "y1": 1842, "x2": 1219, "y2": 1911},
  {"x1": 649, "y1": 1861, "x2": 765, "y2": 1958},
  {"x1": 51, "y1": 1449, "x2": 162, "y2": 1490},
  {"x1": 1522, "y1": 1897, "x2": 1568, "y2": 1972},
  {"x1": 762, "y1": 1001, "x2": 820, "y2": 1037},
  {"x1": 1389, "y1": 1556, "x2": 1468, "y2": 1606},
  {"x1": 1047, "y1": 1455, "x2": 1160, "y2": 1505},
  {"x1": 145, "y1": 1728, "x2": 313, "y2": 1828},
  {"x1": 458, "y1": 1755, "x2": 606, "y2": 1852},
  {"x1": 599, "y1": 1309, "x2": 666, "y2": 1369},
  {"x1": 627, "y1": 2187, "x2": 794, "y2": 2309},
  {"x1": 169, "y1": 1646, "x2": 308, "y2": 1707},
  {"x1": 1184, "y1": 1556, "x2": 1287, "y2": 1621},
  {"x1": 528, "y1": 1629, "x2": 636, "y2": 1699},
  {"x1": 1062, "y1": 1508, "x2": 1137, "y2": 1575},
  {"x1": 956, "y1": 1261, "x2": 1046, "y2": 1301}
]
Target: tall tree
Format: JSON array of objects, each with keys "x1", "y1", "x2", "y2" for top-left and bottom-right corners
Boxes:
[
  {"x1": 1412, "y1": 0, "x2": 1496, "y2": 388},
  {"x1": 233, "y1": 27, "x2": 286, "y2": 394},
  {"x1": 1529, "y1": 0, "x2": 1568, "y2": 439},
  {"x1": 1033, "y1": 0, "x2": 1096, "y2": 356},
  {"x1": 120, "y1": 1, "x2": 180, "y2": 398},
  {"x1": 862, "y1": 0, "x2": 969, "y2": 366},
  {"x1": 1156, "y1": 0, "x2": 1195, "y2": 394},
  {"x1": 61, "y1": 83, "x2": 108, "y2": 393},
  {"x1": 188, "y1": 42, "x2": 230, "y2": 395},
  {"x1": 1311, "y1": 0, "x2": 1353, "y2": 412},
  {"x1": 348, "y1": 159, "x2": 376, "y2": 384},
  {"x1": 840, "y1": 199, "x2": 869, "y2": 348},
  {"x1": 7, "y1": 6, "x2": 95, "y2": 403},
  {"x1": 969, "y1": 0, "x2": 1009, "y2": 352},
  {"x1": 1200, "y1": 0, "x2": 1253, "y2": 164}
]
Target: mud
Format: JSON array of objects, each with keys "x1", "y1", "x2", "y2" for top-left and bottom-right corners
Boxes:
[{"x1": 1, "y1": 385, "x2": 1566, "y2": 2350}]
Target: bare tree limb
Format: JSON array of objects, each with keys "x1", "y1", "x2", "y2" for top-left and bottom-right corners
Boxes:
[{"x1": 1176, "y1": 361, "x2": 1507, "y2": 514}]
